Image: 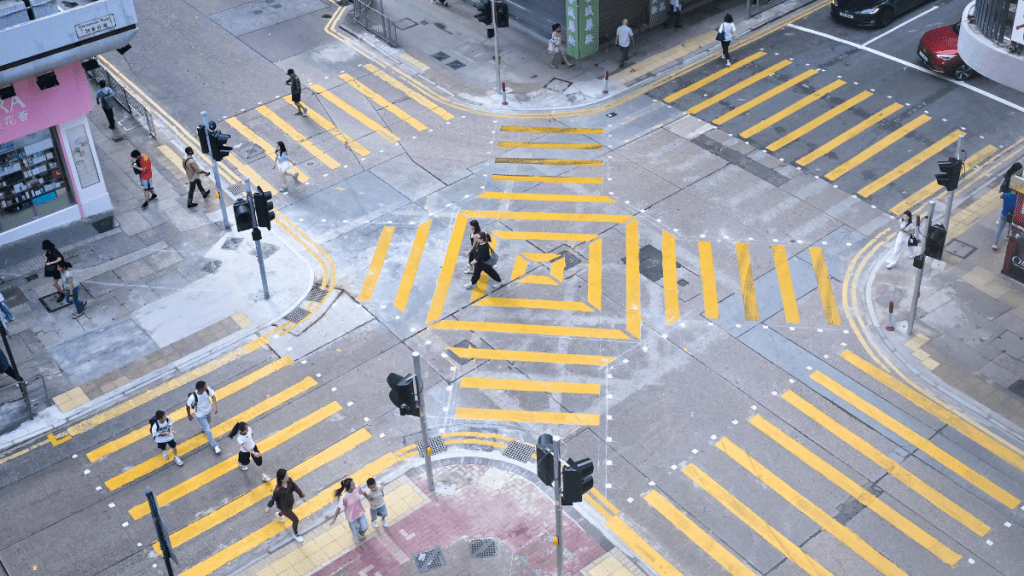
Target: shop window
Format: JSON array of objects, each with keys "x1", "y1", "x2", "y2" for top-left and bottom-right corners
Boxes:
[
  {"x1": 66, "y1": 124, "x2": 100, "y2": 189},
  {"x1": 0, "y1": 127, "x2": 75, "y2": 232}
]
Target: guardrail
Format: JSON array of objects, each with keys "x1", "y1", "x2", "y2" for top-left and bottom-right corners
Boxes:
[
  {"x1": 86, "y1": 64, "x2": 157, "y2": 137},
  {"x1": 972, "y1": 0, "x2": 1014, "y2": 45},
  {"x1": 0, "y1": 375, "x2": 48, "y2": 435},
  {"x1": 352, "y1": 0, "x2": 399, "y2": 46}
]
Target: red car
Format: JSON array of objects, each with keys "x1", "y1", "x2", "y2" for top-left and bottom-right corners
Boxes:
[{"x1": 918, "y1": 22, "x2": 976, "y2": 80}]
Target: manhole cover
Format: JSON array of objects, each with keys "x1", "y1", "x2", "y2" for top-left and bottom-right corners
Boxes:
[
  {"x1": 284, "y1": 307, "x2": 310, "y2": 323},
  {"x1": 622, "y1": 244, "x2": 680, "y2": 283},
  {"x1": 417, "y1": 435, "x2": 447, "y2": 457},
  {"x1": 447, "y1": 60, "x2": 466, "y2": 70},
  {"x1": 306, "y1": 287, "x2": 328, "y2": 302},
  {"x1": 236, "y1": 142, "x2": 266, "y2": 162},
  {"x1": 431, "y1": 51, "x2": 450, "y2": 61},
  {"x1": 202, "y1": 260, "x2": 222, "y2": 274},
  {"x1": 544, "y1": 78, "x2": 572, "y2": 92},
  {"x1": 447, "y1": 341, "x2": 475, "y2": 365},
  {"x1": 470, "y1": 538, "x2": 498, "y2": 558},
  {"x1": 678, "y1": 277, "x2": 690, "y2": 288},
  {"x1": 558, "y1": 250, "x2": 581, "y2": 270},
  {"x1": 222, "y1": 238, "x2": 244, "y2": 250},
  {"x1": 415, "y1": 547, "x2": 446, "y2": 573},
  {"x1": 91, "y1": 215, "x2": 116, "y2": 233},
  {"x1": 944, "y1": 239, "x2": 976, "y2": 259},
  {"x1": 395, "y1": 18, "x2": 418, "y2": 30},
  {"x1": 502, "y1": 441, "x2": 533, "y2": 463},
  {"x1": 252, "y1": 243, "x2": 278, "y2": 259}
]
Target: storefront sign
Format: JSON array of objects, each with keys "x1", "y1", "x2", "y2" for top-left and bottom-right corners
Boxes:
[
  {"x1": 75, "y1": 14, "x2": 117, "y2": 39},
  {"x1": 0, "y1": 64, "x2": 92, "y2": 144},
  {"x1": 566, "y1": 0, "x2": 599, "y2": 60},
  {"x1": 1013, "y1": 1, "x2": 1024, "y2": 45}
]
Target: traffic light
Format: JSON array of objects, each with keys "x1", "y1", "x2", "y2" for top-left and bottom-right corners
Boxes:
[
  {"x1": 536, "y1": 434, "x2": 556, "y2": 486},
  {"x1": 388, "y1": 372, "x2": 419, "y2": 417},
  {"x1": 210, "y1": 128, "x2": 232, "y2": 162},
  {"x1": 474, "y1": 1, "x2": 492, "y2": 25},
  {"x1": 232, "y1": 197, "x2": 253, "y2": 232},
  {"x1": 495, "y1": 1, "x2": 509, "y2": 28},
  {"x1": 253, "y1": 187, "x2": 275, "y2": 230},
  {"x1": 561, "y1": 457, "x2": 594, "y2": 505},
  {"x1": 935, "y1": 157, "x2": 962, "y2": 191},
  {"x1": 197, "y1": 124, "x2": 209, "y2": 154},
  {"x1": 923, "y1": 222, "x2": 946, "y2": 260}
]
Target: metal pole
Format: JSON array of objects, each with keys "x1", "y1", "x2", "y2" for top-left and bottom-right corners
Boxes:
[
  {"x1": 412, "y1": 351, "x2": 434, "y2": 492},
  {"x1": 491, "y1": 1, "x2": 502, "y2": 96},
  {"x1": 242, "y1": 178, "x2": 271, "y2": 300},
  {"x1": 200, "y1": 111, "x2": 231, "y2": 230},
  {"x1": 0, "y1": 322, "x2": 29, "y2": 417},
  {"x1": 553, "y1": 435, "x2": 564, "y2": 576},
  {"x1": 943, "y1": 134, "x2": 966, "y2": 230},
  {"x1": 908, "y1": 200, "x2": 936, "y2": 335}
]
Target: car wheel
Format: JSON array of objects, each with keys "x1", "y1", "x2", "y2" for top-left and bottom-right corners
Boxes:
[
  {"x1": 953, "y1": 62, "x2": 974, "y2": 81},
  {"x1": 877, "y1": 8, "x2": 894, "y2": 27}
]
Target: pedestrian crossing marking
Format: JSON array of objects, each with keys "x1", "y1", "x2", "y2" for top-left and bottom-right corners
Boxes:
[
  {"x1": 108, "y1": 376, "x2": 317, "y2": 492},
  {"x1": 494, "y1": 158, "x2": 603, "y2": 166},
  {"x1": 809, "y1": 247, "x2": 841, "y2": 325},
  {"x1": 810, "y1": 371, "x2": 1022, "y2": 509},
  {"x1": 857, "y1": 130, "x2": 963, "y2": 197},
  {"x1": 455, "y1": 407, "x2": 600, "y2": 426},
  {"x1": 735, "y1": 242, "x2": 759, "y2": 321},
  {"x1": 663, "y1": 231, "x2": 680, "y2": 326},
  {"x1": 426, "y1": 213, "x2": 467, "y2": 324},
  {"x1": 461, "y1": 377, "x2": 601, "y2": 394},
  {"x1": 228, "y1": 161, "x2": 281, "y2": 196},
  {"x1": 890, "y1": 145, "x2": 997, "y2": 214},
  {"x1": 645, "y1": 490, "x2": 756, "y2": 576},
  {"x1": 626, "y1": 220, "x2": 642, "y2": 339},
  {"x1": 687, "y1": 60, "x2": 792, "y2": 115},
  {"x1": 494, "y1": 231, "x2": 598, "y2": 243},
  {"x1": 589, "y1": 239, "x2": 603, "y2": 311},
  {"x1": 86, "y1": 356, "x2": 293, "y2": 462},
  {"x1": 475, "y1": 297, "x2": 593, "y2": 312},
  {"x1": 358, "y1": 226, "x2": 394, "y2": 302},
  {"x1": 225, "y1": 117, "x2": 310, "y2": 183},
  {"x1": 339, "y1": 73, "x2": 427, "y2": 131},
  {"x1": 432, "y1": 320, "x2": 629, "y2": 340},
  {"x1": 501, "y1": 126, "x2": 604, "y2": 134},
  {"x1": 497, "y1": 141, "x2": 603, "y2": 150},
  {"x1": 767, "y1": 90, "x2": 872, "y2": 152},
  {"x1": 256, "y1": 104, "x2": 342, "y2": 170},
  {"x1": 301, "y1": 105, "x2": 371, "y2": 157},
  {"x1": 740, "y1": 80, "x2": 845, "y2": 139},
  {"x1": 362, "y1": 64, "x2": 454, "y2": 121},
  {"x1": 714, "y1": 69, "x2": 819, "y2": 126},
  {"x1": 605, "y1": 516, "x2": 684, "y2": 576},
  {"x1": 311, "y1": 83, "x2": 400, "y2": 144},
  {"x1": 698, "y1": 240, "x2": 719, "y2": 319},
  {"x1": 663, "y1": 52, "x2": 766, "y2": 103},
  {"x1": 463, "y1": 210, "x2": 633, "y2": 224},
  {"x1": 128, "y1": 401, "x2": 341, "y2": 520},
  {"x1": 783, "y1": 390, "x2": 990, "y2": 537},
  {"x1": 447, "y1": 346, "x2": 614, "y2": 366},
  {"x1": 394, "y1": 220, "x2": 432, "y2": 312},
  {"x1": 683, "y1": 463, "x2": 836, "y2": 576},
  {"x1": 478, "y1": 191, "x2": 614, "y2": 203},
  {"x1": 492, "y1": 175, "x2": 604, "y2": 184},
  {"x1": 825, "y1": 114, "x2": 930, "y2": 180},
  {"x1": 797, "y1": 103, "x2": 902, "y2": 166},
  {"x1": 773, "y1": 245, "x2": 800, "y2": 323}
]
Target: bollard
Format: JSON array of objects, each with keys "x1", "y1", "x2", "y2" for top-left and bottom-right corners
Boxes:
[
  {"x1": 501, "y1": 82, "x2": 508, "y2": 106},
  {"x1": 886, "y1": 301, "x2": 895, "y2": 331},
  {"x1": 602, "y1": 71, "x2": 609, "y2": 94}
]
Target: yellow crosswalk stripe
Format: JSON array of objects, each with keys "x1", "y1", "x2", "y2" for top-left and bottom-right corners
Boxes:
[
  {"x1": 772, "y1": 245, "x2": 800, "y2": 323},
  {"x1": 858, "y1": 130, "x2": 963, "y2": 197},
  {"x1": 889, "y1": 144, "x2": 997, "y2": 215},
  {"x1": 447, "y1": 347, "x2": 614, "y2": 366},
  {"x1": 767, "y1": 90, "x2": 872, "y2": 152},
  {"x1": 605, "y1": 516, "x2": 685, "y2": 576},
  {"x1": 301, "y1": 106, "x2": 371, "y2": 157},
  {"x1": 108, "y1": 376, "x2": 316, "y2": 491},
  {"x1": 626, "y1": 220, "x2": 641, "y2": 339},
  {"x1": 129, "y1": 402, "x2": 341, "y2": 520},
  {"x1": 797, "y1": 103, "x2": 902, "y2": 166},
  {"x1": 501, "y1": 126, "x2": 604, "y2": 134},
  {"x1": 460, "y1": 377, "x2": 600, "y2": 394},
  {"x1": 663, "y1": 231, "x2": 680, "y2": 326},
  {"x1": 736, "y1": 242, "x2": 758, "y2": 321},
  {"x1": 394, "y1": 220, "x2": 432, "y2": 312},
  {"x1": 156, "y1": 145, "x2": 186, "y2": 175},
  {"x1": 225, "y1": 117, "x2": 309, "y2": 182},
  {"x1": 497, "y1": 141, "x2": 603, "y2": 149},
  {"x1": 462, "y1": 210, "x2": 632, "y2": 223},
  {"x1": 311, "y1": 83, "x2": 399, "y2": 144},
  {"x1": 683, "y1": 463, "x2": 835, "y2": 576},
  {"x1": 478, "y1": 192, "x2": 614, "y2": 203},
  {"x1": 810, "y1": 371, "x2": 1021, "y2": 508},
  {"x1": 719, "y1": 436, "x2": 915, "y2": 574},
  {"x1": 687, "y1": 60, "x2": 792, "y2": 115},
  {"x1": 589, "y1": 238, "x2": 602, "y2": 311},
  {"x1": 256, "y1": 105, "x2": 341, "y2": 170},
  {"x1": 432, "y1": 320, "x2": 629, "y2": 340},
  {"x1": 363, "y1": 64, "x2": 455, "y2": 120},
  {"x1": 86, "y1": 356, "x2": 292, "y2": 462},
  {"x1": 339, "y1": 73, "x2": 427, "y2": 131},
  {"x1": 493, "y1": 231, "x2": 598, "y2": 242},
  {"x1": 826, "y1": 114, "x2": 930, "y2": 180},
  {"x1": 494, "y1": 158, "x2": 602, "y2": 166},
  {"x1": 492, "y1": 175, "x2": 603, "y2": 184},
  {"x1": 358, "y1": 226, "x2": 394, "y2": 301},
  {"x1": 456, "y1": 407, "x2": 600, "y2": 426},
  {"x1": 426, "y1": 213, "x2": 467, "y2": 324},
  {"x1": 161, "y1": 427, "x2": 371, "y2": 554},
  {"x1": 809, "y1": 246, "x2": 840, "y2": 325},
  {"x1": 783, "y1": 390, "x2": 990, "y2": 537},
  {"x1": 699, "y1": 240, "x2": 718, "y2": 319},
  {"x1": 741, "y1": 80, "x2": 845, "y2": 139},
  {"x1": 715, "y1": 69, "x2": 819, "y2": 125},
  {"x1": 645, "y1": 491, "x2": 756, "y2": 576},
  {"x1": 663, "y1": 52, "x2": 766, "y2": 103}
]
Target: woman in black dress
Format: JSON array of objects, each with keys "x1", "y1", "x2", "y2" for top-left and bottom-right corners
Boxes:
[{"x1": 42, "y1": 240, "x2": 64, "y2": 301}]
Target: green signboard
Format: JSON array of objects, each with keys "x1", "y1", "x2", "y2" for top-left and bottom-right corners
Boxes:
[{"x1": 566, "y1": 0, "x2": 599, "y2": 60}]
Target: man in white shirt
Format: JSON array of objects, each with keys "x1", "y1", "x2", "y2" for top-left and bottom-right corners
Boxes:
[
  {"x1": 615, "y1": 19, "x2": 634, "y2": 69},
  {"x1": 185, "y1": 380, "x2": 220, "y2": 453},
  {"x1": 665, "y1": 0, "x2": 682, "y2": 29}
]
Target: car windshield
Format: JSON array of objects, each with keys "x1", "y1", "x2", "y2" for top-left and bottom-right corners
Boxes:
[{"x1": 952, "y1": 22, "x2": 960, "y2": 35}]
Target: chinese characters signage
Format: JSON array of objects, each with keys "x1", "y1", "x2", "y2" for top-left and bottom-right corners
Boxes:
[
  {"x1": 566, "y1": 0, "x2": 599, "y2": 60},
  {"x1": 0, "y1": 97, "x2": 29, "y2": 131},
  {"x1": 0, "y1": 64, "x2": 92, "y2": 143},
  {"x1": 75, "y1": 14, "x2": 116, "y2": 39}
]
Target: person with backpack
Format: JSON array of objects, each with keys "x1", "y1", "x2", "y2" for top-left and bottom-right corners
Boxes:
[
  {"x1": 95, "y1": 80, "x2": 117, "y2": 130},
  {"x1": 994, "y1": 162, "x2": 1022, "y2": 250},
  {"x1": 265, "y1": 468, "x2": 305, "y2": 542},
  {"x1": 364, "y1": 477, "x2": 388, "y2": 528},
  {"x1": 228, "y1": 421, "x2": 272, "y2": 482},
  {"x1": 56, "y1": 261, "x2": 87, "y2": 319},
  {"x1": 329, "y1": 477, "x2": 369, "y2": 544},
  {"x1": 185, "y1": 380, "x2": 220, "y2": 453},
  {"x1": 150, "y1": 410, "x2": 184, "y2": 466},
  {"x1": 182, "y1": 147, "x2": 210, "y2": 208},
  {"x1": 465, "y1": 231, "x2": 501, "y2": 290},
  {"x1": 285, "y1": 69, "x2": 307, "y2": 117}
]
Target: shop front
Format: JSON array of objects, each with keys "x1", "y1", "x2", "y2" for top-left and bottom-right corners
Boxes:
[
  {"x1": 0, "y1": 63, "x2": 108, "y2": 244},
  {"x1": 1001, "y1": 181, "x2": 1024, "y2": 284}
]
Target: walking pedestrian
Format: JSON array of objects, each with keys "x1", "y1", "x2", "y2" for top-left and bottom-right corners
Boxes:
[
  {"x1": 615, "y1": 19, "x2": 634, "y2": 69},
  {"x1": 42, "y1": 240, "x2": 64, "y2": 302},
  {"x1": 56, "y1": 262, "x2": 87, "y2": 319},
  {"x1": 717, "y1": 14, "x2": 737, "y2": 66},
  {"x1": 185, "y1": 380, "x2": 220, "y2": 453},
  {"x1": 285, "y1": 69, "x2": 307, "y2": 117},
  {"x1": 273, "y1": 141, "x2": 301, "y2": 192},
  {"x1": 993, "y1": 162, "x2": 1022, "y2": 250},
  {"x1": 364, "y1": 477, "x2": 388, "y2": 528},
  {"x1": 0, "y1": 291, "x2": 15, "y2": 323},
  {"x1": 465, "y1": 231, "x2": 501, "y2": 289},
  {"x1": 183, "y1": 147, "x2": 210, "y2": 208},
  {"x1": 886, "y1": 211, "x2": 917, "y2": 269},
  {"x1": 130, "y1": 150, "x2": 156, "y2": 208},
  {"x1": 0, "y1": 347, "x2": 20, "y2": 382},
  {"x1": 150, "y1": 410, "x2": 184, "y2": 466},
  {"x1": 265, "y1": 468, "x2": 306, "y2": 542},
  {"x1": 464, "y1": 219, "x2": 484, "y2": 274},
  {"x1": 548, "y1": 24, "x2": 574, "y2": 68},
  {"x1": 95, "y1": 80, "x2": 117, "y2": 130},
  {"x1": 228, "y1": 422, "x2": 272, "y2": 482},
  {"x1": 330, "y1": 478, "x2": 369, "y2": 543},
  {"x1": 665, "y1": 0, "x2": 682, "y2": 29}
]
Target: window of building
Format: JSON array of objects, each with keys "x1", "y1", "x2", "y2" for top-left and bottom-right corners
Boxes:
[{"x1": 0, "y1": 126, "x2": 75, "y2": 232}]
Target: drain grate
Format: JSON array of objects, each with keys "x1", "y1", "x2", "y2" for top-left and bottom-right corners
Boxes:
[
  {"x1": 202, "y1": 260, "x2": 222, "y2": 274},
  {"x1": 470, "y1": 538, "x2": 498, "y2": 558},
  {"x1": 622, "y1": 244, "x2": 680, "y2": 283},
  {"x1": 431, "y1": 51, "x2": 449, "y2": 61},
  {"x1": 558, "y1": 250, "x2": 582, "y2": 270},
  {"x1": 414, "y1": 547, "x2": 446, "y2": 573},
  {"x1": 945, "y1": 239, "x2": 976, "y2": 259},
  {"x1": 252, "y1": 243, "x2": 278, "y2": 259},
  {"x1": 503, "y1": 441, "x2": 533, "y2": 463},
  {"x1": 284, "y1": 307, "x2": 310, "y2": 323},
  {"x1": 236, "y1": 142, "x2": 266, "y2": 162},
  {"x1": 222, "y1": 238, "x2": 244, "y2": 251},
  {"x1": 447, "y1": 60, "x2": 466, "y2": 70},
  {"x1": 417, "y1": 436, "x2": 447, "y2": 458},
  {"x1": 306, "y1": 287, "x2": 328, "y2": 302}
]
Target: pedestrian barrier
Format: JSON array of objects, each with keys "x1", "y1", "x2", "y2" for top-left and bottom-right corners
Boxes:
[
  {"x1": 351, "y1": 0, "x2": 399, "y2": 47},
  {"x1": 86, "y1": 64, "x2": 157, "y2": 137}
]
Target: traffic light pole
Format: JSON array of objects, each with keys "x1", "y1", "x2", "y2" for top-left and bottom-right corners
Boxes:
[
  {"x1": 200, "y1": 111, "x2": 231, "y2": 231},
  {"x1": 908, "y1": 200, "x2": 936, "y2": 336},
  {"x1": 490, "y1": 0, "x2": 502, "y2": 96},
  {"x1": 943, "y1": 134, "x2": 965, "y2": 230},
  {"x1": 412, "y1": 351, "x2": 434, "y2": 493},
  {"x1": 553, "y1": 435, "x2": 564, "y2": 576},
  {"x1": 243, "y1": 178, "x2": 271, "y2": 300}
]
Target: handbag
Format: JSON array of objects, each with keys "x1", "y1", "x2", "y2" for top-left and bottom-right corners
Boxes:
[
  {"x1": 715, "y1": 25, "x2": 725, "y2": 42},
  {"x1": 907, "y1": 234, "x2": 919, "y2": 247}
]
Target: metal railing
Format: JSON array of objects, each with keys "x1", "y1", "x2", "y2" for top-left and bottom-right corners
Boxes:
[
  {"x1": 0, "y1": 375, "x2": 48, "y2": 435},
  {"x1": 972, "y1": 0, "x2": 1014, "y2": 45},
  {"x1": 748, "y1": 0, "x2": 784, "y2": 17},
  {"x1": 86, "y1": 64, "x2": 157, "y2": 137},
  {"x1": 351, "y1": 0, "x2": 399, "y2": 47}
]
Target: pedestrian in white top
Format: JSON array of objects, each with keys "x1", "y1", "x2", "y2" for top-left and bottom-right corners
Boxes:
[
  {"x1": 548, "y1": 23, "x2": 573, "y2": 68},
  {"x1": 364, "y1": 477, "x2": 388, "y2": 528},
  {"x1": 665, "y1": 0, "x2": 682, "y2": 29},
  {"x1": 185, "y1": 380, "x2": 220, "y2": 453},
  {"x1": 273, "y1": 141, "x2": 300, "y2": 192},
  {"x1": 717, "y1": 14, "x2": 737, "y2": 66},
  {"x1": 615, "y1": 19, "x2": 633, "y2": 69},
  {"x1": 150, "y1": 410, "x2": 184, "y2": 466},
  {"x1": 229, "y1": 421, "x2": 272, "y2": 482},
  {"x1": 886, "y1": 211, "x2": 918, "y2": 269}
]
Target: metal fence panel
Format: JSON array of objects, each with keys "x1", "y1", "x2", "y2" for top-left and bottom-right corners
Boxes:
[
  {"x1": 974, "y1": 0, "x2": 1013, "y2": 44},
  {"x1": 352, "y1": 0, "x2": 399, "y2": 46},
  {"x1": 86, "y1": 66, "x2": 157, "y2": 137}
]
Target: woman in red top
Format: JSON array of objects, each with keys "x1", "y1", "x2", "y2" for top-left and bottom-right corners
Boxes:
[
  {"x1": 130, "y1": 149, "x2": 157, "y2": 209},
  {"x1": 265, "y1": 468, "x2": 305, "y2": 542}
]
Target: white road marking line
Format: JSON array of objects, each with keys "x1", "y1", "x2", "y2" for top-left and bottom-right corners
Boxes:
[{"x1": 863, "y1": 6, "x2": 939, "y2": 47}]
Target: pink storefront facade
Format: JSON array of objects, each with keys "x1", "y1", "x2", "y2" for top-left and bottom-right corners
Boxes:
[{"x1": 0, "y1": 63, "x2": 110, "y2": 243}]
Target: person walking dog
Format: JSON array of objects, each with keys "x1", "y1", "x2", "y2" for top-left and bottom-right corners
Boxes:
[
  {"x1": 266, "y1": 468, "x2": 306, "y2": 542},
  {"x1": 185, "y1": 380, "x2": 220, "y2": 453},
  {"x1": 150, "y1": 410, "x2": 184, "y2": 466},
  {"x1": 229, "y1": 422, "x2": 272, "y2": 482},
  {"x1": 717, "y1": 14, "x2": 737, "y2": 66},
  {"x1": 548, "y1": 24, "x2": 573, "y2": 68},
  {"x1": 183, "y1": 147, "x2": 210, "y2": 208},
  {"x1": 330, "y1": 478, "x2": 369, "y2": 544}
]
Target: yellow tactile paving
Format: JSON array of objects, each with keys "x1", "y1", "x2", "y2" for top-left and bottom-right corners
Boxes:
[
  {"x1": 611, "y1": 30, "x2": 717, "y2": 85},
  {"x1": 947, "y1": 185, "x2": 1002, "y2": 240},
  {"x1": 156, "y1": 145, "x2": 186, "y2": 174},
  {"x1": 231, "y1": 311, "x2": 253, "y2": 328},
  {"x1": 53, "y1": 387, "x2": 89, "y2": 412}
]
